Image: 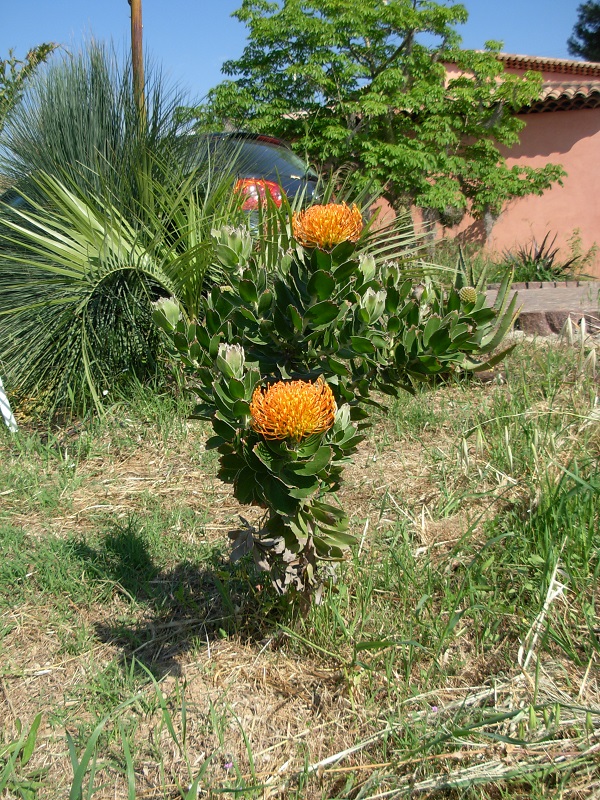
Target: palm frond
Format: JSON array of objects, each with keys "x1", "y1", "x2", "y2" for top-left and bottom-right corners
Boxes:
[
  {"x1": 0, "y1": 164, "x2": 240, "y2": 412},
  {"x1": 0, "y1": 44, "x2": 248, "y2": 414}
]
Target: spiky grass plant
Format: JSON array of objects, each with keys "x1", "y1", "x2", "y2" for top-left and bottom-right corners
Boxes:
[
  {"x1": 0, "y1": 42, "x2": 190, "y2": 221},
  {"x1": 0, "y1": 44, "x2": 245, "y2": 413}
]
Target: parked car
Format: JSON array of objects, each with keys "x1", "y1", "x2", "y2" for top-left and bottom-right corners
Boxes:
[
  {"x1": 190, "y1": 132, "x2": 320, "y2": 211},
  {"x1": 0, "y1": 132, "x2": 320, "y2": 215}
]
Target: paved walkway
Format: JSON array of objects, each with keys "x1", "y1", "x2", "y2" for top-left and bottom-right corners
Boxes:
[{"x1": 485, "y1": 281, "x2": 600, "y2": 335}]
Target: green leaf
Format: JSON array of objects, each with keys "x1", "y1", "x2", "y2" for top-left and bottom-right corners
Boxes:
[
  {"x1": 305, "y1": 300, "x2": 340, "y2": 326},
  {"x1": 311, "y1": 248, "x2": 332, "y2": 272},
  {"x1": 288, "y1": 482, "x2": 320, "y2": 499},
  {"x1": 238, "y1": 279, "x2": 258, "y2": 304},
  {"x1": 205, "y1": 435, "x2": 225, "y2": 450},
  {"x1": 428, "y1": 327, "x2": 452, "y2": 355},
  {"x1": 288, "y1": 304, "x2": 303, "y2": 332},
  {"x1": 233, "y1": 466, "x2": 258, "y2": 504},
  {"x1": 468, "y1": 307, "x2": 496, "y2": 326},
  {"x1": 480, "y1": 292, "x2": 521, "y2": 350},
  {"x1": 385, "y1": 286, "x2": 400, "y2": 314},
  {"x1": 219, "y1": 452, "x2": 246, "y2": 472},
  {"x1": 350, "y1": 336, "x2": 376, "y2": 354},
  {"x1": 307, "y1": 269, "x2": 336, "y2": 300},
  {"x1": 21, "y1": 713, "x2": 42, "y2": 766},
  {"x1": 215, "y1": 243, "x2": 242, "y2": 268},
  {"x1": 234, "y1": 306, "x2": 259, "y2": 326},
  {"x1": 205, "y1": 309, "x2": 221, "y2": 335},
  {"x1": 253, "y1": 441, "x2": 283, "y2": 471},
  {"x1": 295, "y1": 434, "x2": 324, "y2": 458},
  {"x1": 338, "y1": 434, "x2": 364, "y2": 452},
  {"x1": 387, "y1": 315, "x2": 400, "y2": 334},
  {"x1": 286, "y1": 446, "x2": 332, "y2": 476},
  {"x1": 288, "y1": 514, "x2": 309, "y2": 542},
  {"x1": 331, "y1": 240, "x2": 357, "y2": 264},
  {"x1": 315, "y1": 528, "x2": 356, "y2": 546},
  {"x1": 231, "y1": 399, "x2": 251, "y2": 417},
  {"x1": 349, "y1": 406, "x2": 370, "y2": 421},
  {"x1": 449, "y1": 321, "x2": 471, "y2": 340},
  {"x1": 212, "y1": 415, "x2": 237, "y2": 440},
  {"x1": 354, "y1": 639, "x2": 394, "y2": 652},
  {"x1": 422, "y1": 315, "x2": 442, "y2": 346},
  {"x1": 313, "y1": 536, "x2": 344, "y2": 560},
  {"x1": 209, "y1": 334, "x2": 221, "y2": 359},
  {"x1": 228, "y1": 377, "x2": 246, "y2": 400},
  {"x1": 333, "y1": 260, "x2": 359, "y2": 284},
  {"x1": 257, "y1": 290, "x2": 273, "y2": 316},
  {"x1": 370, "y1": 333, "x2": 387, "y2": 349},
  {"x1": 311, "y1": 499, "x2": 348, "y2": 528},
  {"x1": 212, "y1": 382, "x2": 237, "y2": 415},
  {"x1": 259, "y1": 474, "x2": 298, "y2": 515},
  {"x1": 326, "y1": 355, "x2": 350, "y2": 376}
]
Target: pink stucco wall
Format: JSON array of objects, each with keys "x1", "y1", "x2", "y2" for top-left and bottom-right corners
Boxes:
[{"x1": 449, "y1": 107, "x2": 600, "y2": 278}]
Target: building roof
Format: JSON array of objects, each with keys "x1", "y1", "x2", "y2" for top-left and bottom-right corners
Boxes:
[
  {"x1": 496, "y1": 54, "x2": 600, "y2": 112},
  {"x1": 497, "y1": 53, "x2": 600, "y2": 77},
  {"x1": 524, "y1": 81, "x2": 600, "y2": 112}
]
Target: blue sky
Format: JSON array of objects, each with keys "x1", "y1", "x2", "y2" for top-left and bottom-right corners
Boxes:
[{"x1": 0, "y1": 0, "x2": 584, "y2": 104}]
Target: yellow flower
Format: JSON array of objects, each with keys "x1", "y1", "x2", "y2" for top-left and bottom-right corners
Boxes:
[
  {"x1": 292, "y1": 203, "x2": 363, "y2": 250},
  {"x1": 250, "y1": 377, "x2": 336, "y2": 442}
]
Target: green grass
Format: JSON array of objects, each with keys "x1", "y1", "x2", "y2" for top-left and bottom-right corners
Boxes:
[{"x1": 0, "y1": 340, "x2": 598, "y2": 798}]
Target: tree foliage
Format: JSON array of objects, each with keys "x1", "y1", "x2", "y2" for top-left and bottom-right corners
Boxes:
[
  {"x1": 0, "y1": 44, "x2": 57, "y2": 135},
  {"x1": 187, "y1": 0, "x2": 564, "y2": 223},
  {"x1": 568, "y1": 1, "x2": 600, "y2": 62}
]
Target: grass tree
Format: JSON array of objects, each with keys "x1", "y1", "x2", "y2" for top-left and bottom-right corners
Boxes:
[{"x1": 0, "y1": 43, "x2": 241, "y2": 413}]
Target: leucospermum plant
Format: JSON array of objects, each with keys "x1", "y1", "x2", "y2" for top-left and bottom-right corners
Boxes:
[
  {"x1": 154, "y1": 197, "x2": 519, "y2": 604},
  {"x1": 203, "y1": 349, "x2": 363, "y2": 597}
]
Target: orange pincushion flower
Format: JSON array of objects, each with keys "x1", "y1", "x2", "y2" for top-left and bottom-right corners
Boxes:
[
  {"x1": 250, "y1": 377, "x2": 336, "y2": 442},
  {"x1": 292, "y1": 203, "x2": 363, "y2": 250}
]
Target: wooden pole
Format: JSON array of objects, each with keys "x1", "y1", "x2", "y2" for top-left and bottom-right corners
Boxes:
[{"x1": 128, "y1": 0, "x2": 145, "y2": 120}]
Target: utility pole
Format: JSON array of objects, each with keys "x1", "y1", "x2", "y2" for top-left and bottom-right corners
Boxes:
[{"x1": 128, "y1": 0, "x2": 145, "y2": 120}]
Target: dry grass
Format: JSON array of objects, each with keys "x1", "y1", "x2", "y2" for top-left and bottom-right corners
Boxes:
[{"x1": 0, "y1": 339, "x2": 598, "y2": 798}]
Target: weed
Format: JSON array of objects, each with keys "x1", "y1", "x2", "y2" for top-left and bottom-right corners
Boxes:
[{"x1": 498, "y1": 232, "x2": 580, "y2": 283}]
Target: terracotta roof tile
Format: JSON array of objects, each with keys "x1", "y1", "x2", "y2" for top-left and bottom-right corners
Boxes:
[
  {"x1": 497, "y1": 53, "x2": 600, "y2": 77},
  {"x1": 521, "y1": 81, "x2": 600, "y2": 112}
]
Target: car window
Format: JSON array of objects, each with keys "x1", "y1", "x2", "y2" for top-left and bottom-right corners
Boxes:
[
  {"x1": 188, "y1": 135, "x2": 318, "y2": 182},
  {"x1": 234, "y1": 141, "x2": 318, "y2": 181}
]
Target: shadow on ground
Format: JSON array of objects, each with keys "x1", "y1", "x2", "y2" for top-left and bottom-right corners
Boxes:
[{"x1": 73, "y1": 519, "x2": 292, "y2": 679}]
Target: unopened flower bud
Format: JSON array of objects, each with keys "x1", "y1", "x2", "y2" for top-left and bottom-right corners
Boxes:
[
  {"x1": 217, "y1": 343, "x2": 246, "y2": 378},
  {"x1": 212, "y1": 225, "x2": 253, "y2": 267},
  {"x1": 359, "y1": 253, "x2": 376, "y2": 281},
  {"x1": 152, "y1": 297, "x2": 181, "y2": 330},
  {"x1": 333, "y1": 403, "x2": 351, "y2": 431},
  {"x1": 459, "y1": 286, "x2": 477, "y2": 305},
  {"x1": 361, "y1": 287, "x2": 386, "y2": 322}
]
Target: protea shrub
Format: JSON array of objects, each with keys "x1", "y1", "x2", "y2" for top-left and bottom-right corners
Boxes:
[{"x1": 154, "y1": 198, "x2": 519, "y2": 606}]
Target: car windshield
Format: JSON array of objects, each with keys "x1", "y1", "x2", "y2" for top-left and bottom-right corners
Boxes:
[
  {"x1": 188, "y1": 135, "x2": 318, "y2": 183},
  {"x1": 231, "y1": 139, "x2": 318, "y2": 181}
]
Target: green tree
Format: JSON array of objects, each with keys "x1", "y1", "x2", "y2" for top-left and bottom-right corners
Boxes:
[
  {"x1": 0, "y1": 44, "x2": 57, "y2": 134},
  {"x1": 568, "y1": 2, "x2": 600, "y2": 61},
  {"x1": 187, "y1": 0, "x2": 564, "y2": 223}
]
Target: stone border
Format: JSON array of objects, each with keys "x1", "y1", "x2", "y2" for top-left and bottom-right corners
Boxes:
[
  {"x1": 486, "y1": 280, "x2": 591, "y2": 290},
  {"x1": 485, "y1": 281, "x2": 600, "y2": 336},
  {"x1": 517, "y1": 310, "x2": 600, "y2": 336}
]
